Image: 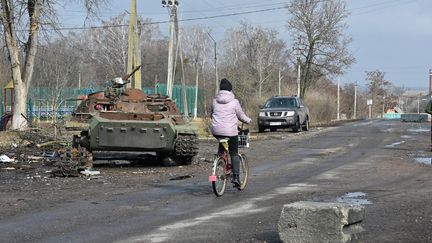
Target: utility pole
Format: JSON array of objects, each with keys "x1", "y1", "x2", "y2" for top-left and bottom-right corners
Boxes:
[
  {"x1": 367, "y1": 98, "x2": 372, "y2": 119},
  {"x1": 296, "y1": 51, "x2": 301, "y2": 97},
  {"x1": 78, "y1": 70, "x2": 81, "y2": 89},
  {"x1": 193, "y1": 65, "x2": 199, "y2": 119},
  {"x1": 278, "y1": 69, "x2": 282, "y2": 96},
  {"x1": 295, "y1": 36, "x2": 301, "y2": 97},
  {"x1": 354, "y1": 83, "x2": 357, "y2": 119},
  {"x1": 163, "y1": 0, "x2": 179, "y2": 97},
  {"x1": 176, "y1": 15, "x2": 189, "y2": 117},
  {"x1": 154, "y1": 74, "x2": 158, "y2": 92},
  {"x1": 126, "y1": 0, "x2": 141, "y2": 89},
  {"x1": 429, "y1": 68, "x2": 432, "y2": 96},
  {"x1": 417, "y1": 95, "x2": 420, "y2": 113},
  {"x1": 337, "y1": 78, "x2": 340, "y2": 120},
  {"x1": 208, "y1": 32, "x2": 218, "y2": 95}
]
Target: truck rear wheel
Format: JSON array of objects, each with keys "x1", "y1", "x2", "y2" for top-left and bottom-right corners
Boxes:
[{"x1": 292, "y1": 117, "x2": 300, "y2": 133}]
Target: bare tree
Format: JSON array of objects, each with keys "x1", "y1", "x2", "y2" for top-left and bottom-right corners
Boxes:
[
  {"x1": 341, "y1": 83, "x2": 356, "y2": 119},
  {"x1": 85, "y1": 14, "x2": 163, "y2": 80},
  {"x1": 0, "y1": 0, "x2": 102, "y2": 130},
  {"x1": 366, "y1": 70, "x2": 391, "y2": 117},
  {"x1": 90, "y1": 14, "x2": 130, "y2": 78},
  {"x1": 33, "y1": 41, "x2": 80, "y2": 123},
  {"x1": 222, "y1": 23, "x2": 289, "y2": 98},
  {"x1": 0, "y1": 36, "x2": 10, "y2": 86},
  {"x1": 286, "y1": 0, "x2": 355, "y2": 98},
  {"x1": 182, "y1": 25, "x2": 211, "y2": 118}
]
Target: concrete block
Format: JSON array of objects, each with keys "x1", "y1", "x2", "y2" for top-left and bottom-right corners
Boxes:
[
  {"x1": 400, "y1": 113, "x2": 430, "y2": 122},
  {"x1": 278, "y1": 201, "x2": 365, "y2": 243}
]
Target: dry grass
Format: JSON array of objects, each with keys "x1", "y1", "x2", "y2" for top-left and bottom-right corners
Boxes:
[
  {"x1": 0, "y1": 131, "x2": 21, "y2": 149},
  {"x1": 305, "y1": 89, "x2": 337, "y2": 123}
]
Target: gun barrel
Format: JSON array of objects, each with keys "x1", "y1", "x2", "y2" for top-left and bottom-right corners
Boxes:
[{"x1": 123, "y1": 65, "x2": 142, "y2": 81}]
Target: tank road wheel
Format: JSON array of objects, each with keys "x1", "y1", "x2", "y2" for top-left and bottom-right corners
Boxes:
[
  {"x1": 174, "y1": 134, "x2": 199, "y2": 165},
  {"x1": 158, "y1": 134, "x2": 199, "y2": 166}
]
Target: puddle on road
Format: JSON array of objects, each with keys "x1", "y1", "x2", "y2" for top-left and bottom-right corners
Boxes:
[
  {"x1": 336, "y1": 192, "x2": 372, "y2": 205},
  {"x1": 407, "y1": 128, "x2": 429, "y2": 133},
  {"x1": 413, "y1": 157, "x2": 432, "y2": 165}
]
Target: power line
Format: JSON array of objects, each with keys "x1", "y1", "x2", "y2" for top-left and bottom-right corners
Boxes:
[
  {"x1": 61, "y1": 1, "x2": 289, "y2": 16},
  {"x1": 350, "y1": 0, "x2": 419, "y2": 16},
  {"x1": 15, "y1": 6, "x2": 287, "y2": 32},
  {"x1": 18, "y1": 0, "x2": 417, "y2": 33}
]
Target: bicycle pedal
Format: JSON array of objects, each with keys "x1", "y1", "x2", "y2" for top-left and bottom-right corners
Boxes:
[
  {"x1": 208, "y1": 175, "x2": 217, "y2": 182},
  {"x1": 231, "y1": 179, "x2": 241, "y2": 188}
]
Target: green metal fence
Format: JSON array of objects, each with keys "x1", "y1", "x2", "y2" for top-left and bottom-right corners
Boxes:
[
  {"x1": 0, "y1": 84, "x2": 202, "y2": 119},
  {"x1": 154, "y1": 83, "x2": 202, "y2": 115}
]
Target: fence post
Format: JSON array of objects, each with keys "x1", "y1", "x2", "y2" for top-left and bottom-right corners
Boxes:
[{"x1": 28, "y1": 98, "x2": 33, "y2": 122}]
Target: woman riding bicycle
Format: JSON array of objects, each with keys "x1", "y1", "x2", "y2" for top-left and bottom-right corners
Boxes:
[{"x1": 211, "y1": 78, "x2": 251, "y2": 187}]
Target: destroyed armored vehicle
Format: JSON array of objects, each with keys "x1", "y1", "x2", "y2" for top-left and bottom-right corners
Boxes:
[{"x1": 71, "y1": 69, "x2": 198, "y2": 166}]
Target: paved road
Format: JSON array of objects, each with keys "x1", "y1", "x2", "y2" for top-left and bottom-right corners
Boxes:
[{"x1": 1, "y1": 119, "x2": 432, "y2": 243}]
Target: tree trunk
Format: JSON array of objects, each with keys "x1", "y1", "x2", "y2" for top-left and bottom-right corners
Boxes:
[
  {"x1": 202, "y1": 68, "x2": 208, "y2": 117},
  {"x1": 23, "y1": 0, "x2": 42, "y2": 93},
  {"x1": 300, "y1": 43, "x2": 315, "y2": 99},
  {"x1": 258, "y1": 63, "x2": 263, "y2": 98},
  {"x1": 194, "y1": 65, "x2": 199, "y2": 119},
  {"x1": 1, "y1": 0, "x2": 42, "y2": 130},
  {"x1": 12, "y1": 82, "x2": 28, "y2": 129}
]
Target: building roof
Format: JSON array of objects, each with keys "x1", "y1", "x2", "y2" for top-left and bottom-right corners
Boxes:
[{"x1": 402, "y1": 90, "x2": 429, "y2": 97}]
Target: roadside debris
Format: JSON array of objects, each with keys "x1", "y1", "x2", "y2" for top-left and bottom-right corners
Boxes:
[
  {"x1": 27, "y1": 156, "x2": 45, "y2": 161},
  {"x1": 80, "y1": 169, "x2": 101, "y2": 176},
  {"x1": 36, "y1": 141, "x2": 69, "y2": 148},
  {"x1": 2, "y1": 167, "x2": 15, "y2": 170},
  {"x1": 41, "y1": 151, "x2": 60, "y2": 158},
  {"x1": 0, "y1": 154, "x2": 14, "y2": 163},
  {"x1": 169, "y1": 175, "x2": 192, "y2": 181}
]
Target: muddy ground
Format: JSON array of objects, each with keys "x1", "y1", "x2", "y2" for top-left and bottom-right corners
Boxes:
[
  {"x1": 0, "y1": 127, "x2": 215, "y2": 220},
  {"x1": 0, "y1": 123, "x2": 311, "y2": 219},
  {"x1": 1, "y1": 121, "x2": 431, "y2": 243}
]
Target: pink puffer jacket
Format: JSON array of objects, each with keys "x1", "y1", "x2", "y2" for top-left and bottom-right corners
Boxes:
[{"x1": 211, "y1": 90, "x2": 251, "y2": 136}]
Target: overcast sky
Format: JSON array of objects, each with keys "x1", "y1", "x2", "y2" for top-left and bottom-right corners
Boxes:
[{"x1": 62, "y1": 0, "x2": 432, "y2": 89}]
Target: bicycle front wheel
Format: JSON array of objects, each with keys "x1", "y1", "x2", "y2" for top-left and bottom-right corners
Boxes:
[
  {"x1": 238, "y1": 154, "x2": 249, "y2": 191},
  {"x1": 211, "y1": 157, "x2": 227, "y2": 197}
]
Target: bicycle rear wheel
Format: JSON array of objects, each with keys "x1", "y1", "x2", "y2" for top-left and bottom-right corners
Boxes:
[
  {"x1": 211, "y1": 157, "x2": 227, "y2": 197},
  {"x1": 237, "y1": 154, "x2": 249, "y2": 190}
]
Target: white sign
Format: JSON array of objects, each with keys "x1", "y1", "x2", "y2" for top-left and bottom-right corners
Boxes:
[{"x1": 367, "y1": 99, "x2": 373, "y2": 105}]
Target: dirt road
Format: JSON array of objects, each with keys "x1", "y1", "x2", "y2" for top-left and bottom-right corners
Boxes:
[{"x1": 0, "y1": 119, "x2": 431, "y2": 242}]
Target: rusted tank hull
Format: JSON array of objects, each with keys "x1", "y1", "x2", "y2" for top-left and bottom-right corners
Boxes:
[{"x1": 71, "y1": 84, "x2": 198, "y2": 166}]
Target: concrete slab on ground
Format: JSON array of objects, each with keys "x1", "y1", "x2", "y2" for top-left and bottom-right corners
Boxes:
[{"x1": 278, "y1": 201, "x2": 365, "y2": 243}]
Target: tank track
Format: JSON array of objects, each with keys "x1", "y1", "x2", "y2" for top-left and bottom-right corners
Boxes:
[
  {"x1": 53, "y1": 147, "x2": 92, "y2": 177},
  {"x1": 174, "y1": 134, "x2": 199, "y2": 165}
]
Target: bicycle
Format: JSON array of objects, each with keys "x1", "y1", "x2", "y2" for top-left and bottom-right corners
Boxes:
[{"x1": 208, "y1": 126, "x2": 249, "y2": 197}]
